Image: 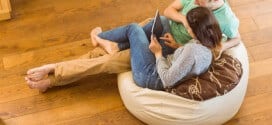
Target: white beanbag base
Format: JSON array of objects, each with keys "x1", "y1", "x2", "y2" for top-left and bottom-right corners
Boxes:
[{"x1": 118, "y1": 42, "x2": 249, "y2": 125}]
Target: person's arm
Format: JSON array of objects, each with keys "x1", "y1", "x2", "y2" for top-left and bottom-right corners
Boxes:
[
  {"x1": 156, "y1": 44, "x2": 196, "y2": 88},
  {"x1": 222, "y1": 33, "x2": 241, "y2": 52},
  {"x1": 164, "y1": 0, "x2": 189, "y2": 28},
  {"x1": 149, "y1": 35, "x2": 163, "y2": 58},
  {"x1": 160, "y1": 33, "x2": 181, "y2": 49}
]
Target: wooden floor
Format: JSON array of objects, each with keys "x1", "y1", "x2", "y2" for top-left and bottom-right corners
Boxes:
[{"x1": 0, "y1": 0, "x2": 272, "y2": 124}]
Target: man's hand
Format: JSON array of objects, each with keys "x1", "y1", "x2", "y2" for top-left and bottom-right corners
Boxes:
[
  {"x1": 222, "y1": 33, "x2": 241, "y2": 52},
  {"x1": 160, "y1": 33, "x2": 181, "y2": 49},
  {"x1": 149, "y1": 35, "x2": 163, "y2": 58}
]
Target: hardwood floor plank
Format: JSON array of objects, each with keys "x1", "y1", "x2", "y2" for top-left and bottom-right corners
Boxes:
[
  {"x1": 228, "y1": 0, "x2": 259, "y2": 7},
  {"x1": 3, "y1": 81, "x2": 123, "y2": 125},
  {"x1": 11, "y1": 0, "x2": 54, "y2": 16},
  {"x1": 42, "y1": 33, "x2": 88, "y2": 48},
  {"x1": 39, "y1": 13, "x2": 66, "y2": 41},
  {"x1": 0, "y1": 0, "x2": 11, "y2": 21},
  {"x1": 56, "y1": 107, "x2": 145, "y2": 125},
  {"x1": 232, "y1": 92, "x2": 272, "y2": 119},
  {"x1": 0, "y1": 0, "x2": 171, "y2": 56},
  {"x1": 0, "y1": 58, "x2": 3, "y2": 70},
  {"x1": 1, "y1": 39, "x2": 93, "y2": 70},
  {"x1": 249, "y1": 58, "x2": 272, "y2": 79},
  {"x1": 246, "y1": 74, "x2": 272, "y2": 97},
  {"x1": 0, "y1": 39, "x2": 94, "y2": 92},
  {"x1": 0, "y1": 71, "x2": 32, "y2": 88},
  {"x1": 239, "y1": 17, "x2": 258, "y2": 34},
  {"x1": 0, "y1": 83, "x2": 38, "y2": 103},
  {"x1": 241, "y1": 28, "x2": 272, "y2": 47},
  {"x1": 0, "y1": 0, "x2": 272, "y2": 125},
  {"x1": 232, "y1": 0, "x2": 272, "y2": 18},
  {"x1": 2, "y1": 51, "x2": 34, "y2": 69},
  {"x1": 0, "y1": 1, "x2": 2, "y2": 10},
  {"x1": 248, "y1": 42, "x2": 272, "y2": 61},
  {"x1": 0, "y1": 40, "x2": 96, "y2": 103},
  {"x1": 2, "y1": 98, "x2": 121, "y2": 125},
  {"x1": 0, "y1": 75, "x2": 119, "y2": 120},
  {"x1": 247, "y1": 50, "x2": 255, "y2": 63},
  {"x1": 254, "y1": 12, "x2": 272, "y2": 30},
  {"x1": 225, "y1": 109, "x2": 272, "y2": 125},
  {"x1": 50, "y1": 0, "x2": 108, "y2": 13},
  {"x1": 61, "y1": 9, "x2": 99, "y2": 36}
]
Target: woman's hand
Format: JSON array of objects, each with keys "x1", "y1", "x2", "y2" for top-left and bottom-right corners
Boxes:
[
  {"x1": 149, "y1": 35, "x2": 162, "y2": 58},
  {"x1": 160, "y1": 33, "x2": 181, "y2": 49}
]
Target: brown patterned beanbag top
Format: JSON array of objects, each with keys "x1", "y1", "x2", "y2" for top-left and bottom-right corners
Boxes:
[{"x1": 166, "y1": 53, "x2": 243, "y2": 101}]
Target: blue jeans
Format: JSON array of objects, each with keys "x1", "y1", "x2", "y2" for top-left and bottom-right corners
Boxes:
[
  {"x1": 98, "y1": 16, "x2": 175, "y2": 57},
  {"x1": 97, "y1": 18, "x2": 174, "y2": 90}
]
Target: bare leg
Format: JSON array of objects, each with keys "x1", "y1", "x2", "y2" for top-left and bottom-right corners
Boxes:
[
  {"x1": 27, "y1": 64, "x2": 56, "y2": 81},
  {"x1": 94, "y1": 35, "x2": 120, "y2": 54},
  {"x1": 90, "y1": 27, "x2": 102, "y2": 47},
  {"x1": 90, "y1": 27, "x2": 120, "y2": 54}
]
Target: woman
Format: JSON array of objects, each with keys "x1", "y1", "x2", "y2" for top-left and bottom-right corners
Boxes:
[{"x1": 25, "y1": 7, "x2": 222, "y2": 92}]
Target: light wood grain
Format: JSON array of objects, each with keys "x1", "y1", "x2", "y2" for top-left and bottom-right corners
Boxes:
[
  {"x1": 239, "y1": 17, "x2": 258, "y2": 34},
  {"x1": 0, "y1": 0, "x2": 11, "y2": 20},
  {"x1": 0, "y1": 1, "x2": 3, "y2": 10},
  {"x1": 56, "y1": 107, "x2": 145, "y2": 125},
  {"x1": 231, "y1": 0, "x2": 272, "y2": 18},
  {"x1": 229, "y1": 0, "x2": 259, "y2": 7},
  {"x1": 0, "y1": 0, "x2": 272, "y2": 125},
  {"x1": 248, "y1": 42, "x2": 272, "y2": 61},
  {"x1": 249, "y1": 58, "x2": 272, "y2": 78},
  {"x1": 0, "y1": 75, "x2": 119, "y2": 120},
  {"x1": 3, "y1": 88, "x2": 123, "y2": 125},
  {"x1": 254, "y1": 12, "x2": 272, "y2": 30},
  {"x1": 241, "y1": 28, "x2": 272, "y2": 47},
  {"x1": 227, "y1": 92, "x2": 272, "y2": 121}
]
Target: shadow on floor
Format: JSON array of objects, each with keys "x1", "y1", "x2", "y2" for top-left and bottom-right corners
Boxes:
[{"x1": 0, "y1": 119, "x2": 5, "y2": 125}]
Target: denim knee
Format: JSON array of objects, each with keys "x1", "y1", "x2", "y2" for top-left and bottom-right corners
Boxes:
[
  {"x1": 127, "y1": 23, "x2": 142, "y2": 32},
  {"x1": 132, "y1": 72, "x2": 164, "y2": 90},
  {"x1": 132, "y1": 72, "x2": 146, "y2": 88}
]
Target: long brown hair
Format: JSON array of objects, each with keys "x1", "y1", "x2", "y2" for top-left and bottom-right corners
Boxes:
[{"x1": 186, "y1": 7, "x2": 222, "y2": 59}]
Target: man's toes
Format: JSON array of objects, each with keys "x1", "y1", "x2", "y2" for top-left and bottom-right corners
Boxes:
[
  {"x1": 24, "y1": 76, "x2": 28, "y2": 81},
  {"x1": 96, "y1": 27, "x2": 102, "y2": 33},
  {"x1": 39, "y1": 88, "x2": 48, "y2": 93},
  {"x1": 27, "y1": 66, "x2": 43, "y2": 75},
  {"x1": 90, "y1": 27, "x2": 101, "y2": 46},
  {"x1": 90, "y1": 27, "x2": 103, "y2": 47},
  {"x1": 27, "y1": 73, "x2": 43, "y2": 81},
  {"x1": 25, "y1": 78, "x2": 35, "y2": 89},
  {"x1": 27, "y1": 69, "x2": 35, "y2": 75},
  {"x1": 93, "y1": 27, "x2": 102, "y2": 33}
]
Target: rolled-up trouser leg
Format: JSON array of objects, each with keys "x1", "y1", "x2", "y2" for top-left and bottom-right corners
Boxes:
[{"x1": 51, "y1": 49, "x2": 131, "y2": 86}]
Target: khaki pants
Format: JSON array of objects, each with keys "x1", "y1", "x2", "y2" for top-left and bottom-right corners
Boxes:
[
  {"x1": 50, "y1": 48, "x2": 131, "y2": 86},
  {"x1": 50, "y1": 18, "x2": 152, "y2": 86}
]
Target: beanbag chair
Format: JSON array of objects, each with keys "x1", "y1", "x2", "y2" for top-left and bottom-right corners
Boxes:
[
  {"x1": 117, "y1": 42, "x2": 249, "y2": 125},
  {"x1": 166, "y1": 53, "x2": 243, "y2": 101}
]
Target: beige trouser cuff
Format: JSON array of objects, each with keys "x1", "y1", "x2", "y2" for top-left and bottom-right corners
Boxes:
[{"x1": 50, "y1": 49, "x2": 131, "y2": 86}]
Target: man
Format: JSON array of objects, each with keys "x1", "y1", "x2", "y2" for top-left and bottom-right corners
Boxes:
[
  {"x1": 25, "y1": 0, "x2": 241, "y2": 91},
  {"x1": 163, "y1": 0, "x2": 240, "y2": 52},
  {"x1": 91, "y1": 0, "x2": 240, "y2": 54}
]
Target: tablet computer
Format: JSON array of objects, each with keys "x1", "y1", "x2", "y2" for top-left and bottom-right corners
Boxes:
[{"x1": 151, "y1": 9, "x2": 164, "y2": 39}]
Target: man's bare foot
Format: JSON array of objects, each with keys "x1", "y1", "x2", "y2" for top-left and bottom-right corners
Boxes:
[
  {"x1": 94, "y1": 36, "x2": 119, "y2": 54},
  {"x1": 90, "y1": 27, "x2": 102, "y2": 47},
  {"x1": 25, "y1": 77, "x2": 52, "y2": 92},
  {"x1": 27, "y1": 64, "x2": 56, "y2": 81}
]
